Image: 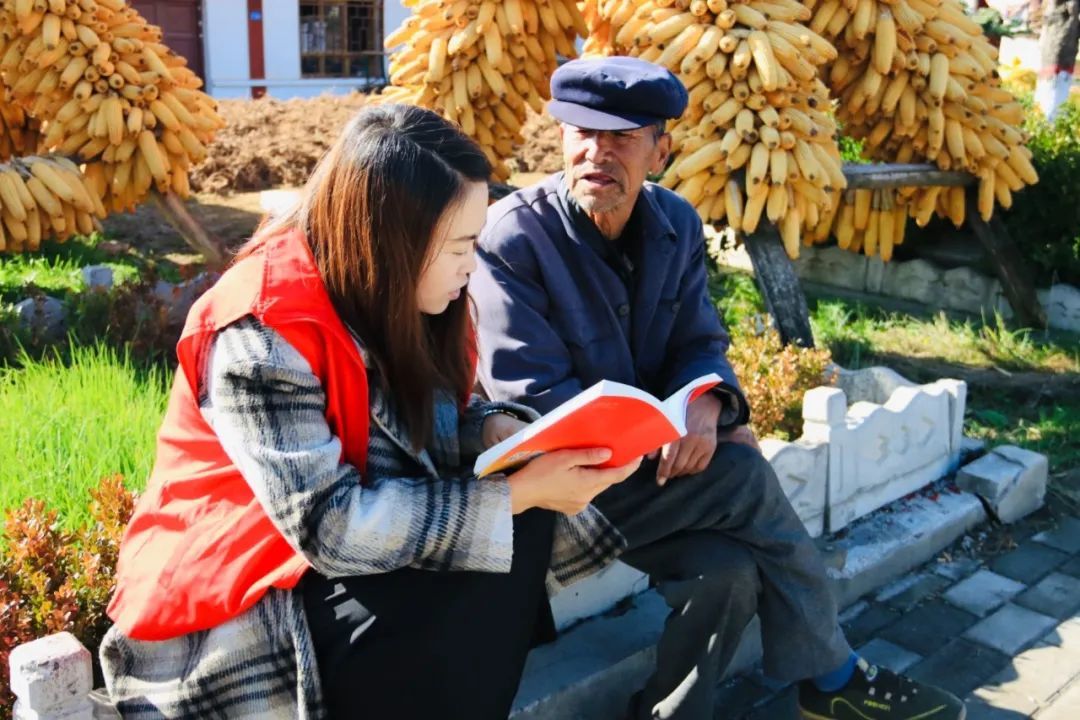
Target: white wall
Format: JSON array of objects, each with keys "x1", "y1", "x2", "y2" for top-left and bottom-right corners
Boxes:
[
  {"x1": 203, "y1": 0, "x2": 251, "y2": 99},
  {"x1": 204, "y1": 0, "x2": 402, "y2": 99},
  {"x1": 384, "y1": 0, "x2": 410, "y2": 56}
]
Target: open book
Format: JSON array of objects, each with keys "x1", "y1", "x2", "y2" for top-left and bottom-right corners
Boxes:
[{"x1": 474, "y1": 374, "x2": 722, "y2": 478}]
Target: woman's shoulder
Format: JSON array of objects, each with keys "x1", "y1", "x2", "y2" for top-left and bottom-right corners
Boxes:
[
  {"x1": 209, "y1": 317, "x2": 316, "y2": 377},
  {"x1": 209, "y1": 316, "x2": 374, "y2": 384}
]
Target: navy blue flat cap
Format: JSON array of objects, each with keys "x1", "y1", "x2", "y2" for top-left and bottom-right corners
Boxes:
[{"x1": 548, "y1": 57, "x2": 689, "y2": 131}]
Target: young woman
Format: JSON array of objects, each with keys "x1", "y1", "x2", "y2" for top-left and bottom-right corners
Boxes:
[{"x1": 100, "y1": 104, "x2": 640, "y2": 719}]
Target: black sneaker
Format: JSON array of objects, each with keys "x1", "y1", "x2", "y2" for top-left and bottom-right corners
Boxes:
[{"x1": 797, "y1": 658, "x2": 966, "y2": 720}]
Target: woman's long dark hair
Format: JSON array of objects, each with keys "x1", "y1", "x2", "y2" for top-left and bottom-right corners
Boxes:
[{"x1": 242, "y1": 103, "x2": 491, "y2": 449}]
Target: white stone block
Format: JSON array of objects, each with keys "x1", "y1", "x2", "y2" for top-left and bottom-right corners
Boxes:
[
  {"x1": 865, "y1": 257, "x2": 885, "y2": 294},
  {"x1": 550, "y1": 561, "x2": 649, "y2": 632},
  {"x1": 834, "y1": 366, "x2": 916, "y2": 406},
  {"x1": 761, "y1": 438, "x2": 828, "y2": 537},
  {"x1": 956, "y1": 445, "x2": 1049, "y2": 523},
  {"x1": 80, "y1": 266, "x2": 114, "y2": 291},
  {"x1": 792, "y1": 246, "x2": 869, "y2": 292},
  {"x1": 1038, "y1": 284, "x2": 1080, "y2": 334},
  {"x1": 827, "y1": 382, "x2": 956, "y2": 532},
  {"x1": 9, "y1": 633, "x2": 93, "y2": 718},
  {"x1": 801, "y1": 386, "x2": 847, "y2": 440},
  {"x1": 13, "y1": 698, "x2": 93, "y2": 720},
  {"x1": 881, "y1": 258, "x2": 944, "y2": 305},
  {"x1": 941, "y1": 266, "x2": 994, "y2": 314},
  {"x1": 937, "y1": 379, "x2": 967, "y2": 473},
  {"x1": 705, "y1": 226, "x2": 754, "y2": 273}
]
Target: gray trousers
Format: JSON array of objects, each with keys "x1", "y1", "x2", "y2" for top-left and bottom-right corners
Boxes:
[{"x1": 592, "y1": 441, "x2": 852, "y2": 720}]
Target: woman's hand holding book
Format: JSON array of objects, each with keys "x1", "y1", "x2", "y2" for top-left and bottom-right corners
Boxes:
[{"x1": 507, "y1": 448, "x2": 642, "y2": 516}]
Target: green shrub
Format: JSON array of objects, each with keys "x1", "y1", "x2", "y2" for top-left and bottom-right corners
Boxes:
[
  {"x1": 726, "y1": 318, "x2": 835, "y2": 441},
  {"x1": 1002, "y1": 101, "x2": 1080, "y2": 287},
  {"x1": 0, "y1": 476, "x2": 135, "y2": 720},
  {"x1": 838, "y1": 135, "x2": 868, "y2": 164},
  {"x1": 0, "y1": 270, "x2": 207, "y2": 368}
]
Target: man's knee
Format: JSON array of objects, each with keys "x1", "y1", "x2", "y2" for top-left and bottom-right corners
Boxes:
[
  {"x1": 710, "y1": 440, "x2": 774, "y2": 481},
  {"x1": 667, "y1": 538, "x2": 761, "y2": 616},
  {"x1": 700, "y1": 542, "x2": 761, "y2": 599},
  {"x1": 693, "y1": 441, "x2": 784, "y2": 518}
]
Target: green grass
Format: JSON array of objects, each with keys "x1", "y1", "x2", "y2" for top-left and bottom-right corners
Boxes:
[
  {"x1": 809, "y1": 298, "x2": 1079, "y2": 375},
  {"x1": 0, "y1": 343, "x2": 170, "y2": 529},
  {"x1": 0, "y1": 234, "x2": 148, "y2": 305},
  {"x1": 967, "y1": 404, "x2": 1080, "y2": 475}
]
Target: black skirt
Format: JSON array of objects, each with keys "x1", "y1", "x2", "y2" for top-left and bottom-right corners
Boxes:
[{"x1": 301, "y1": 508, "x2": 556, "y2": 720}]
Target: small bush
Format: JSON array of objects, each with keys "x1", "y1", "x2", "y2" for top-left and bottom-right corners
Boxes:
[
  {"x1": 1002, "y1": 100, "x2": 1080, "y2": 287},
  {"x1": 838, "y1": 135, "x2": 868, "y2": 164},
  {"x1": 0, "y1": 476, "x2": 135, "y2": 720},
  {"x1": 727, "y1": 318, "x2": 836, "y2": 441}
]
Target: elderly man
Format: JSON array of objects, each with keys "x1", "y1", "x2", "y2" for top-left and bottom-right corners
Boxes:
[{"x1": 471, "y1": 57, "x2": 965, "y2": 720}]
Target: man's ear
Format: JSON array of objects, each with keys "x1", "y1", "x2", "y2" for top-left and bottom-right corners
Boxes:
[{"x1": 647, "y1": 133, "x2": 673, "y2": 182}]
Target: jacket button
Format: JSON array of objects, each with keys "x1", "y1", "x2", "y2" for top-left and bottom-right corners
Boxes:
[
  {"x1": 671, "y1": 301, "x2": 681, "y2": 313},
  {"x1": 617, "y1": 304, "x2": 630, "y2": 317}
]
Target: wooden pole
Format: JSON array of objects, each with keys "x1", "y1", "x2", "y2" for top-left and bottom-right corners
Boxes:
[
  {"x1": 742, "y1": 223, "x2": 816, "y2": 348},
  {"x1": 965, "y1": 189, "x2": 1048, "y2": 328},
  {"x1": 842, "y1": 163, "x2": 975, "y2": 190},
  {"x1": 149, "y1": 190, "x2": 228, "y2": 270}
]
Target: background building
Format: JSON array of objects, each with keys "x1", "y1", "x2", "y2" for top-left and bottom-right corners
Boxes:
[{"x1": 134, "y1": 1, "x2": 407, "y2": 99}]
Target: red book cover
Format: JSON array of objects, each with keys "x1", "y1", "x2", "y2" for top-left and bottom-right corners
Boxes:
[{"x1": 474, "y1": 374, "x2": 721, "y2": 478}]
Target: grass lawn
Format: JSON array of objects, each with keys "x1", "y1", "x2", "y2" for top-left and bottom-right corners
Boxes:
[
  {"x1": 0, "y1": 343, "x2": 170, "y2": 529},
  {"x1": 710, "y1": 268, "x2": 1080, "y2": 484}
]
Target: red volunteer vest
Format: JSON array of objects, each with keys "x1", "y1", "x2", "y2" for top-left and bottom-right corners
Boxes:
[{"x1": 107, "y1": 229, "x2": 371, "y2": 641}]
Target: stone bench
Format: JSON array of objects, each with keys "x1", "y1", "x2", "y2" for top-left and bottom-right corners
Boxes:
[{"x1": 10, "y1": 368, "x2": 1053, "y2": 720}]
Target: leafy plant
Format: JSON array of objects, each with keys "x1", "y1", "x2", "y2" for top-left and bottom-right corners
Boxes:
[
  {"x1": 972, "y1": 7, "x2": 1029, "y2": 40},
  {"x1": 727, "y1": 318, "x2": 835, "y2": 441},
  {"x1": 838, "y1": 134, "x2": 868, "y2": 164},
  {"x1": 709, "y1": 268, "x2": 766, "y2": 331},
  {"x1": 1002, "y1": 100, "x2": 1080, "y2": 287},
  {"x1": 0, "y1": 476, "x2": 136, "y2": 720}
]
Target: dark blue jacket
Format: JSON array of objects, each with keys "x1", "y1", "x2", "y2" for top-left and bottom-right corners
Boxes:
[{"x1": 472, "y1": 172, "x2": 748, "y2": 422}]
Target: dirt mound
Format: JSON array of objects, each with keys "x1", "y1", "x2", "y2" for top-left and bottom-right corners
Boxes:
[
  {"x1": 189, "y1": 94, "x2": 369, "y2": 194},
  {"x1": 190, "y1": 95, "x2": 562, "y2": 193},
  {"x1": 509, "y1": 110, "x2": 562, "y2": 175}
]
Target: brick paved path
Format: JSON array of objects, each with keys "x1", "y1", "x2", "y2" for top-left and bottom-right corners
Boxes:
[{"x1": 715, "y1": 516, "x2": 1080, "y2": 719}]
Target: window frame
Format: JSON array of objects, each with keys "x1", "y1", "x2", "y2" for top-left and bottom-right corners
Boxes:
[{"x1": 299, "y1": 0, "x2": 385, "y2": 80}]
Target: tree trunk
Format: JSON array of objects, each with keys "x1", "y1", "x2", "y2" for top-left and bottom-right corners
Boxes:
[{"x1": 1036, "y1": 0, "x2": 1080, "y2": 120}]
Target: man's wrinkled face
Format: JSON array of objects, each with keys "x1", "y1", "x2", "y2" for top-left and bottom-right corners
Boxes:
[{"x1": 561, "y1": 123, "x2": 671, "y2": 215}]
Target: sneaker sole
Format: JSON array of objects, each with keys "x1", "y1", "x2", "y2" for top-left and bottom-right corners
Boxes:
[{"x1": 797, "y1": 705, "x2": 967, "y2": 720}]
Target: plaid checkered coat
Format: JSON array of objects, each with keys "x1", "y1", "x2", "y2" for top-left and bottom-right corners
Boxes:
[{"x1": 99, "y1": 317, "x2": 626, "y2": 719}]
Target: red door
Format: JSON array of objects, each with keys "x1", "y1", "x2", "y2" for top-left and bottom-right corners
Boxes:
[{"x1": 130, "y1": 0, "x2": 205, "y2": 81}]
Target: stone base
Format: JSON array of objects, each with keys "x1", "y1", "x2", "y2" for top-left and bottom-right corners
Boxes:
[{"x1": 957, "y1": 445, "x2": 1049, "y2": 524}]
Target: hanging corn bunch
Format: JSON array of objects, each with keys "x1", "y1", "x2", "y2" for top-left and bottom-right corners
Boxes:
[
  {"x1": 0, "y1": 153, "x2": 105, "y2": 251},
  {"x1": 0, "y1": 95, "x2": 39, "y2": 159},
  {"x1": 830, "y1": 186, "x2": 909, "y2": 261},
  {"x1": 811, "y1": 0, "x2": 1037, "y2": 237},
  {"x1": 0, "y1": 0, "x2": 225, "y2": 251},
  {"x1": 378, "y1": 0, "x2": 588, "y2": 181}
]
